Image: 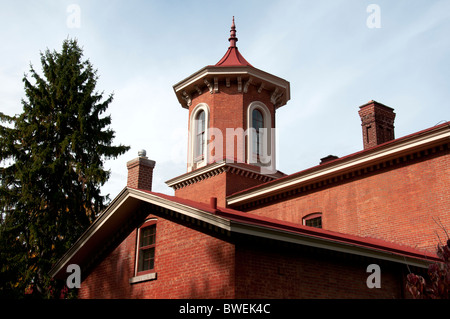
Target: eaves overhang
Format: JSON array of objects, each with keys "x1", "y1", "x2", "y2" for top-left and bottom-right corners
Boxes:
[
  {"x1": 49, "y1": 187, "x2": 231, "y2": 280},
  {"x1": 50, "y1": 187, "x2": 439, "y2": 281},
  {"x1": 224, "y1": 214, "x2": 439, "y2": 269},
  {"x1": 165, "y1": 160, "x2": 284, "y2": 190},
  {"x1": 173, "y1": 65, "x2": 290, "y2": 109}
]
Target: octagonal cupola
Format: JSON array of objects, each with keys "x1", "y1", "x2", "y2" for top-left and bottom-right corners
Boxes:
[{"x1": 168, "y1": 18, "x2": 290, "y2": 202}]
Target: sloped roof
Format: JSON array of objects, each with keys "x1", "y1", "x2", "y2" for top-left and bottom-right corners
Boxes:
[
  {"x1": 215, "y1": 46, "x2": 252, "y2": 67},
  {"x1": 227, "y1": 121, "x2": 450, "y2": 206},
  {"x1": 172, "y1": 17, "x2": 290, "y2": 109},
  {"x1": 50, "y1": 187, "x2": 440, "y2": 280}
]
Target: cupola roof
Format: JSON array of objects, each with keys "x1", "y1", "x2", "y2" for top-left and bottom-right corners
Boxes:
[
  {"x1": 215, "y1": 17, "x2": 252, "y2": 67},
  {"x1": 173, "y1": 17, "x2": 290, "y2": 109}
]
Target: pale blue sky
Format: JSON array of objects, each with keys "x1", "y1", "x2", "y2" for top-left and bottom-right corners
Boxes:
[{"x1": 1, "y1": 0, "x2": 449, "y2": 199}]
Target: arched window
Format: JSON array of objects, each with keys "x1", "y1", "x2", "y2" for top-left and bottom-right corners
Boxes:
[
  {"x1": 136, "y1": 219, "x2": 157, "y2": 275},
  {"x1": 189, "y1": 103, "x2": 210, "y2": 171},
  {"x1": 194, "y1": 110, "x2": 206, "y2": 162},
  {"x1": 303, "y1": 213, "x2": 322, "y2": 228},
  {"x1": 247, "y1": 102, "x2": 274, "y2": 172}
]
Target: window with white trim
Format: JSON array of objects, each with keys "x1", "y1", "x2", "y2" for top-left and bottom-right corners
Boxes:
[
  {"x1": 194, "y1": 110, "x2": 206, "y2": 162},
  {"x1": 189, "y1": 103, "x2": 210, "y2": 171},
  {"x1": 247, "y1": 101, "x2": 274, "y2": 169},
  {"x1": 303, "y1": 213, "x2": 322, "y2": 229},
  {"x1": 136, "y1": 219, "x2": 156, "y2": 275}
]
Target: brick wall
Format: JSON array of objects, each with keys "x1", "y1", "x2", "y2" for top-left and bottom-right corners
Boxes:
[
  {"x1": 78, "y1": 212, "x2": 235, "y2": 299},
  {"x1": 175, "y1": 172, "x2": 228, "y2": 207},
  {"x1": 174, "y1": 169, "x2": 273, "y2": 207},
  {"x1": 78, "y1": 211, "x2": 409, "y2": 299},
  {"x1": 241, "y1": 148, "x2": 450, "y2": 252},
  {"x1": 235, "y1": 238, "x2": 406, "y2": 299}
]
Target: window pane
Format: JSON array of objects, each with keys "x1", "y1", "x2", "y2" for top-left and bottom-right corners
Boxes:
[
  {"x1": 195, "y1": 132, "x2": 204, "y2": 159},
  {"x1": 252, "y1": 132, "x2": 263, "y2": 155},
  {"x1": 305, "y1": 217, "x2": 322, "y2": 228},
  {"x1": 195, "y1": 111, "x2": 206, "y2": 160},
  {"x1": 140, "y1": 225, "x2": 156, "y2": 248},
  {"x1": 138, "y1": 247, "x2": 155, "y2": 271},
  {"x1": 196, "y1": 111, "x2": 205, "y2": 134},
  {"x1": 252, "y1": 109, "x2": 264, "y2": 156},
  {"x1": 252, "y1": 109, "x2": 263, "y2": 130}
]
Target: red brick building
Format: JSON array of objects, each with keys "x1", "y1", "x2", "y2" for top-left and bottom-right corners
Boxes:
[{"x1": 50, "y1": 18, "x2": 449, "y2": 299}]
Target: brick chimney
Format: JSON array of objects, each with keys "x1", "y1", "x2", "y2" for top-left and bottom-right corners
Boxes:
[
  {"x1": 358, "y1": 100, "x2": 396, "y2": 150},
  {"x1": 126, "y1": 150, "x2": 155, "y2": 191}
]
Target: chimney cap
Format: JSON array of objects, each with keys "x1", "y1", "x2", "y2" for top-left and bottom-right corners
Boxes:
[
  {"x1": 320, "y1": 155, "x2": 339, "y2": 165},
  {"x1": 359, "y1": 100, "x2": 395, "y2": 111},
  {"x1": 138, "y1": 149, "x2": 147, "y2": 157}
]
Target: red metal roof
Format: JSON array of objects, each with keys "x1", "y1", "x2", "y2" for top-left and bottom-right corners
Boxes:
[
  {"x1": 215, "y1": 17, "x2": 253, "y2": 67},
  {"x1": 135, "y1": 188, "x2": 440, "y2": 263}
]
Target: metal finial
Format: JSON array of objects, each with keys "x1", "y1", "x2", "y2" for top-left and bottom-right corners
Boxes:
[
  {"x1": 138, "y1": 149, "x2": 147, "y2": 157},
  {"x1": 228, "y1": 16, "x2": 238, "y2": 47}
]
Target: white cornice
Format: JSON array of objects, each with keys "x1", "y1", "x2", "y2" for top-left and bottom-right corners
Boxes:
[
  {"x1": 128, "y1": 188, "x2": 231, "y2": 231},
  {"x1": 227, "y1": 124, "x2": 450, "y2": 206},
  {"x1": 165, "y1": 160, "x2": 282, "y2": 190},
  {"x1": 49, "y1": 187, "x2": 231, "y2": 279},
  {"x1": 173, "y1": 66, "x2": 289, "y2": 92},
  {"x1": 173, "y1": 65, "x2": 290, "y2": 109},
  {"x1": 166, "y1": 161, "x2": 227, "y2": 188}
]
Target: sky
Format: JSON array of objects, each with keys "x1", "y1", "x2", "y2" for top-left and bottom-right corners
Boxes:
[{"x1": 1, "y1": 0, "x2": 449, "y2": 201}]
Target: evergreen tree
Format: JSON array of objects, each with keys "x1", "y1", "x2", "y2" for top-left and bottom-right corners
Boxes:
[{"x1": 0, "y1": 39, "x2": 129, "y2": 298}]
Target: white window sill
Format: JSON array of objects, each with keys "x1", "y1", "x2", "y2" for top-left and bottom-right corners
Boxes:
[{"x1": 129, "y1": 272, "x2": 157, "y2": 284}]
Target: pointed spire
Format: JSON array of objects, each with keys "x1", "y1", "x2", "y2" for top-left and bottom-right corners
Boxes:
[
  {"x1": 228, "y1": 16, "x2": 238, "y2": 48},
  {"x1": 215, "y1": 17, "x2": 252, "y2": 67}
]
